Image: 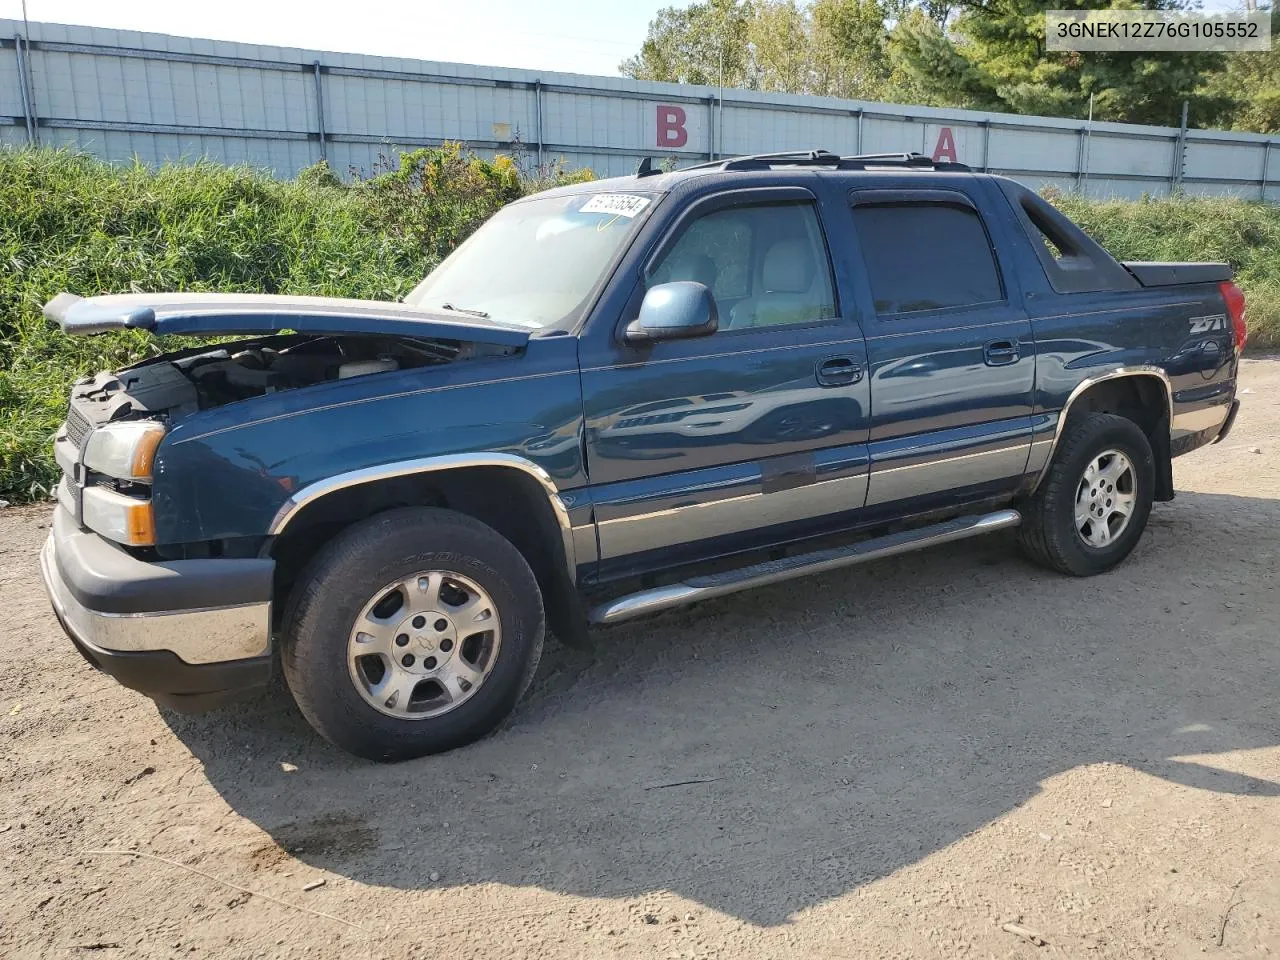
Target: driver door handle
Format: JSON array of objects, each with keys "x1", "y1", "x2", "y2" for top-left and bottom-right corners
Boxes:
[
  {"x1": 816, "y1": 356, "x2": 863, "y2": 387},
  {"x1": 984, "y1": 339, "x2": 1020, "y2": 366}
]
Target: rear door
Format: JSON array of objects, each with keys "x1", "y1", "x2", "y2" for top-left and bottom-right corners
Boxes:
[
  {"x1": 844, "y1": 187, "x2": 1035, "y2": 517},
  {"x1": 578, "y1": 185, "x2": 871, "y2": 580}
]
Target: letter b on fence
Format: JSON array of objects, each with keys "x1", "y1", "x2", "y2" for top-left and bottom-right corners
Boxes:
[{"x1": 657, "y1": 105, "x2": 688, "y2": 148}]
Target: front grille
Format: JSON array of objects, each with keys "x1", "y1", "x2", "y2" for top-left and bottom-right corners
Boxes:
[{"x1": 65, "y1": 405, "x2": 91, "y2": 447}]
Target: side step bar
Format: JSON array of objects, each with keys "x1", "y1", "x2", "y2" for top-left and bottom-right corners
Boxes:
[{"x1": 588, "y1": 509, "x2": 1022, "y2": 625}]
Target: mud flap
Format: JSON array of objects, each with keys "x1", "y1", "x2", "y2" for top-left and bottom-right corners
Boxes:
[
  {"x1": 1152, "y1": 417, "x2": 1175, "y2": 502},
  {"x1": 544, "y1": 570, "x2": 594, "y2": 650}
]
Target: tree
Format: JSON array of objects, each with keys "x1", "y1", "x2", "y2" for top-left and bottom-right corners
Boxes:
[
  {"x1": 748, "y1": 0, "x2": 812, "y2": 93},
  {"x1": 811, "y1": 0, "x2": 895, "y2": 99},
  {"x1": 1200, "y1": 8, "x2": 1280, "y2": 133},
  {"x1": 622, "y1": 0, "x2": 897, "y2": 100},
  {"x1": 620, "y1": 0, "x2": 1245, "y2": 130},
  {"x1": 619, "y1": 0, "x2": 753, "y2": 87},
  {"x1": 889, "y1": 0, "x2": 1226, "y2": 125},
  {"x1": 887, "y1": 7, "x2": 999, "y2": 108}
]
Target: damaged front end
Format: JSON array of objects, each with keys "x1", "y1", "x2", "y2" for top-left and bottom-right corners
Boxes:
[{"x1": 47, "y1": 291, "x2": 534, "y2": 549}]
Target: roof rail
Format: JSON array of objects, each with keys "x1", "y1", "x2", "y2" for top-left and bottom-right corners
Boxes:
[{"x1": 680, "y1": 149, "x2": 971, "y2": 173}]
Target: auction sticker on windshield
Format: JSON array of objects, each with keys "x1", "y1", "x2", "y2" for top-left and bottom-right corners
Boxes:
[{"x1": 580, "y1": 194, "x2": 652, "y2": 218}]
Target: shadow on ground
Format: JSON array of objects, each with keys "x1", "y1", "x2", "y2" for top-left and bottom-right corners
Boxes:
[{"x1": 162, "y1": 490, "x2": 1280, "y2": 926}]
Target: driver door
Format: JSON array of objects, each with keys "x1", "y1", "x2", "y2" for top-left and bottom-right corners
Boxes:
[{"x1": 578, "y1": 187, "x2": 871, "y2": 581}]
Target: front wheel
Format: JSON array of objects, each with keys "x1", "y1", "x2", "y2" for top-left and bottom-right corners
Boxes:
[
  {"x1": 1018, "y1": 412, "x2": 1155, "y2": 576},
  {"x1": 281, "y1": 507, "x2": 545, "y2": 761}
]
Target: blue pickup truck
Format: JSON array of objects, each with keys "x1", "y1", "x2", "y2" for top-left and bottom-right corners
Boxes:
[{"x1": 41, "y1": 150, "x2": 1244, "y2": 761}]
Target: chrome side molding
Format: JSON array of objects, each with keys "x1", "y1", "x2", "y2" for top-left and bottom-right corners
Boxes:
[{"x1": 589, "y1": 508, "x2": 1022, "y2": 625}]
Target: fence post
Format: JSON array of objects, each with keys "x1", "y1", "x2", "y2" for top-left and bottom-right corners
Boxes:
[
  {"x1": 980, "y1": 120, "x2": 991, "y2": 172},
  {"x1": 14, "y1": 33, "x2": 37, "y2": 143},
  {"x1": 1262, "y1": 142, "x2": 1272, "y2": 202},
  {"x1": 707, "y1": 95, "x2": 716, "y2": 159},
  {"x1": 1171, "y1": 99, "x2": 1189, "y2": 195},
  {"x1": 1075, "y1": 126, "x2": 1087, "y2": 192},
  {"x1": 535, "y1": 80, "x2": 544, "y2": 168},
  {"x1": 855, "y1": 109, "x2": 863, "y2": 154},
  {"x1": 312, "y1": 60, "x2": 326, "y2": 162}
]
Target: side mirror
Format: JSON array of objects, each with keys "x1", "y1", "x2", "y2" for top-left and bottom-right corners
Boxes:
[{"x1": 624, "y1": 281, "x2": 718, "y2": 343}]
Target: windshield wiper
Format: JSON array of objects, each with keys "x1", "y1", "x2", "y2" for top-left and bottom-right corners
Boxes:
[{"x1": 438, "y1": 302, "x2": 490, "y2": 319}]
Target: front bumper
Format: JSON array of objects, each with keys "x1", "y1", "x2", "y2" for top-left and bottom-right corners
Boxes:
[{"x1": 40, "y1": 506, "x2": 275, "y2": 712}]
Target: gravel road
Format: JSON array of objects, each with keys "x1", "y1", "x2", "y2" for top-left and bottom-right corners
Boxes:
[{"x1": 3, "y1": 359, "x2": 1279, "y2": 960}]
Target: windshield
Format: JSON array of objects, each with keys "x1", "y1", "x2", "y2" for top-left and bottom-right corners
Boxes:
[{"x1": 404, "y1": 192, "x2": 656, "y2": 330}]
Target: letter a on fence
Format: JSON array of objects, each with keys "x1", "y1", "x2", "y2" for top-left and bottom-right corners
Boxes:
[{"x1": 932, "y1": 127, "x2": 958, "y2": 163}]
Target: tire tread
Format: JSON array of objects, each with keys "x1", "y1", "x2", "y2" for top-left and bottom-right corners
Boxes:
[
  {"x1": 1017, "y1": 412, "x2": 1154, "y2": 576},
  {"x1": 280, "y1": 507, "x2": 544, "y2": 761}
]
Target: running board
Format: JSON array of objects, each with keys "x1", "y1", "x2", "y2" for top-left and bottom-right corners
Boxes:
[{"x1": 588, "y1": 509, "x2": 1022, "y2": 625}]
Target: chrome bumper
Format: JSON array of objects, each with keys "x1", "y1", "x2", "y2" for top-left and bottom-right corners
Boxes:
[
  {"x1": 40, "y1": 507, "x2": 275, "y2": 709},
  {"x1": 41, "y1": 519, "x2": 275, "y2": 716},
  {"x1": 41, "y1": 535, "x2": 271, "y2": 664}
]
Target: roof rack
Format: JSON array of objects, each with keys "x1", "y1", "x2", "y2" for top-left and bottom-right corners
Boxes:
[{"x1": 672, "y1": 150, "x2": 970, "y2": 175}]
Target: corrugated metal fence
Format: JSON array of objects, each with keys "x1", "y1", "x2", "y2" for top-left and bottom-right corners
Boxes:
[{"x1": 5, "y1": 17, "x2": 1280, "y2": 199}]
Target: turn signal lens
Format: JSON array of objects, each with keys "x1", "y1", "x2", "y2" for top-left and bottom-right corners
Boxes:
[{"x1": 81, "y1": 486, "x2": 156, "y2": 546}]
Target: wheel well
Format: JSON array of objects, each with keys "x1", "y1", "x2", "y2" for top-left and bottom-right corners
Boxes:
[
  {"x1": 269, "y1": 466, "x2": 588, "y2": 643},
  {"x1": 1064, "y1": 374, "x2": 1174, "y2": 500}
]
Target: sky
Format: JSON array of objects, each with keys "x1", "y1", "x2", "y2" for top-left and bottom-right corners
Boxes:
[
  {"x1": 1, "y1": 0, "x2": 1248, "y2": 78},
  {"x1": 1, "y1": 0, "x2": 667, "y2": 76}
]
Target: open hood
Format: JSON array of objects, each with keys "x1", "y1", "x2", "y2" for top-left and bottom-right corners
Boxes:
[{"x1": 43, "y1": 292, "x2": 533, "y2": 348}]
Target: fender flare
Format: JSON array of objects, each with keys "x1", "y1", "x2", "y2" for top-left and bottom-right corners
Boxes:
[
  {"x1": 267, "y1": 453, "x2": 579, "y2": 581},
  {"x1": 1030, "y1": 365, "x2": 1173, "y2": 494}
]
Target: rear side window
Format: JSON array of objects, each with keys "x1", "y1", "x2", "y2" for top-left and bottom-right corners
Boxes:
[{"x1": 852, "y1": 204, "x2": 1003, "y2": 315}]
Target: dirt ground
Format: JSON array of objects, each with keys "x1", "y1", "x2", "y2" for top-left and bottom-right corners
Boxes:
[{"x1": 3, "y1": 359, "x2": 1280, "y2": 960}]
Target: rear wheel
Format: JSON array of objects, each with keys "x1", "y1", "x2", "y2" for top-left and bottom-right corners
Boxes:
[
  {"x1": 1018, "y1": 412, "x2": 1155, "y2": 576},
  {"x1": 281, "y1": 507, "x2": 544, "y2": 761}
]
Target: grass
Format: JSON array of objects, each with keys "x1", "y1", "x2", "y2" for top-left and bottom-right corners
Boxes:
[
  {"x1": 0, "y1": 145, "x2": 587, "y2": 502},
  {"x1": 1, "y1": 147, "x2": 1278, "y2": 502},
  {"x1": 1051, "y1": 190, "x2": 1280, "y2": 348}
]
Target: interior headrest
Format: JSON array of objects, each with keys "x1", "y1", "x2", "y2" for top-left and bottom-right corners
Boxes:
[
  {"x1": 762, "y1": 239, "x2": 814, "y2": 293},
  {"x1": 666, "y1": 252, "x2": 718, "y2": 289}
]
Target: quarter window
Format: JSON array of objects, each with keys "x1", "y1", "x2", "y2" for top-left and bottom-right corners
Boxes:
[
  {"x1": 649, "y1": 201, "x2": 837, "y2": 331},
  {"x1": 851, "y1": 203, "x2": 1003, "y2": 315}
]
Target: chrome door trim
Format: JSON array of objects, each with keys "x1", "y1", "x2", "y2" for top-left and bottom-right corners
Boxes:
[
  {"x1": 268, "y1": 453, "x2": 578, "y2": 579},
  {"x1": 595, "y1": 470, "x2": 869, "y2": 560},
  {"x1": 865, "y1": 442, "x2": 1030, "y2": 506}
]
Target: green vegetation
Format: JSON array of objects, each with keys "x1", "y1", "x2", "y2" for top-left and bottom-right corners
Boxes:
[
  {"x1": 0, "y1": 145, "x2": 590, "y2": 502},
  {"x1": 1050, "y1": 189, "x2": 1280, "y2": 349},
  {"x1": 0, "y1": 146, "x2": 1276, "y2": 502},
  {"x1": 622, "y1": 0, "x2": 1269, "y2": 130}
]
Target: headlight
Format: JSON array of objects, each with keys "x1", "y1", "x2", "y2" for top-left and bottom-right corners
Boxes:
[
  {"x1": 82, "y1": 421, "x2": 165, "y2": 482},
  {"x1": 82, "y1": 486, "x2": 156, "y2": 546}
]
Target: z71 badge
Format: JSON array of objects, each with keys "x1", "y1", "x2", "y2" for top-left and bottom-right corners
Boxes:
[{"x1": 1189, "y1": 314, "x2": 1228, "y2": 333}]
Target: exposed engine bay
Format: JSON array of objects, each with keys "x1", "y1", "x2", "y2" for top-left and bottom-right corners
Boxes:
[{"x1": 69, "y1": 334, "x2": 514, "y2": 429}]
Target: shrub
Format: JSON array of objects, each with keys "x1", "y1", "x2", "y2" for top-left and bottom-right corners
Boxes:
[
  {"x1": 1050, "y1": 191, "x2": 1280, "y2": 348},
  {"x1": 0, "y1": 145, "x2": 591, "y2": 501}
]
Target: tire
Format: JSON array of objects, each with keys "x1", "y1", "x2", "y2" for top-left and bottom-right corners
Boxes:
[
  {"x1": 280, "y1": 507, "x2": 545, "y2": 762},
  {"x1": 1018, "y1": 412, "x2": 1155, "y2": 577}
]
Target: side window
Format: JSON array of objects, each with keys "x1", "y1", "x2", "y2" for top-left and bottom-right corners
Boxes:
[
  {"x1": 649, "y1": 201, "x2": 837, "y2": 331},
  {"x1": 851, "y1": 203, "x2": 1003, "y2": 316}
]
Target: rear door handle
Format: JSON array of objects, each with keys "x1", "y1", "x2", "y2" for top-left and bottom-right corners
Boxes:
[
  {"x1": 816, "y1": 356, "x2": 863, "y2": 387},
  {"x1": 984, "y1": 339, "x2": 1020, "y2": 366}
]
